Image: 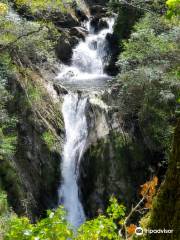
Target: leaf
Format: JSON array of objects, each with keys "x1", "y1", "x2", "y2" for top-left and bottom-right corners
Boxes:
[
  {"x1": 0, "y1": 3, "x2": 8, "y2": 15},
  {"x1": 127, "y1": 224, "x2": 136, "y2": 235},
  {"x1": 140, "y1": 176, "x2": 158, "y2": 209}
]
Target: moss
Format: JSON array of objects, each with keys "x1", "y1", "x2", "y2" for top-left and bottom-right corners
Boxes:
[
  {"x1": 146, "y1": 119, "x2": 180, "y2": 240},
  {"x1": 14, "y1": 0, "x2": 67, "y2": 14},
  {"x1": 42, "y1": 130, "x2": 57, "y2": 150},
  {"x1": 80, "y1": 130, "x2": 155, "y2": 217},
  {"x1": 113, "y1": 5, "x2": 141, "y2": 47},
  {"x1": 0, "y1": 155, "x2": 25, "y2": 214}
]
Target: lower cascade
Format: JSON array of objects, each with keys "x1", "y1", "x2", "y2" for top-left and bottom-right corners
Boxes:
[
  {"x1": 58, "y1": 94, "x2": 87, "y2": 227},
  {"x1": 57, "y1": 17, "x2": 115, "y2": 227}
]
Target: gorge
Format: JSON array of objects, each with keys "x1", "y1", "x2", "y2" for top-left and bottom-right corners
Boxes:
[{"x1": 0, "y1": 0, "x2": 179, "y2": 239}]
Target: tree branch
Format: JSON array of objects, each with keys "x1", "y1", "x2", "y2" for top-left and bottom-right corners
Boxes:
[
  {"x1": 121, "y1": 186, "x2": 150, "y2": 239},
  {"x1": 124, "y1": 195, "x2": 146, "y2": 225},
  {"x1": 0, "y1": 25, "x2": 44, "y2": 52}
]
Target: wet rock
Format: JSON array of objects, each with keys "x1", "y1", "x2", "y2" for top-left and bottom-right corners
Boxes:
[
  {"x1": 55, "y1": 35, "x2": 73, "y2": 64},
  {"x1": 104, "y1": 33, "x2": 120, "y2": 76},
  {"x1": 53, "y1": 83, "x2": 68, "y2": 95},
  {"x1": 70, "y1": 27, "x2": 88, "y2": 40},
  {"x1": 54, "y1": 13, "x2": 79, "y2": 28},
  {"x1": 90, "y1": 17, "x2": 109, "y2": 33},
  {"x1": 98, "y1": 19, "x2": 109, "y2": 31},
  {"x1": 90, "y1": 40, "x2": 98, "y2": 50},
  {"x1": 74, "y1": 7, "x2": 88, "y2": 22},
  {"x1": 55, "y1": 26, "x2": 88, "y2": 64},
  {"x1": 69, "y1": 36, "x2": 79, "y2": 47}
]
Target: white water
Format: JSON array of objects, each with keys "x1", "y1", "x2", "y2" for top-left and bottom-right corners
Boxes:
[
  {"x1": 58, "y1": 94, "x2": 87, "y2": 227},
  {"x1": 56, "y1": 17, "x2": 115, "y2": 89},
  {"x1": 58, "y1": 17, "x2": 115, "y2": 227}
]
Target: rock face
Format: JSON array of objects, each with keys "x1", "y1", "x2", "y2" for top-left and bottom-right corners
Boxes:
[
  {"x1": 78, "y1": 93, "x2": 160, "y2": 218},
  {"x1": 53, "y1": 83, "x2": 68, "y2": 95},
  {"x1": 55, "y1": 27, "x2": 88, "y2": 64},
  {"x1": 89, "y1": 5, "x2": 108, "y2": 16},
  {"x1": 55, "y1": 35, "x2": 74, "y2": 64},
  {"x1": 6, "y1": 67, "x2": 64, "y2": 220},
  {"x1": 85, "y1": 0, "x2": 109, "y2": 7},
  {"x1": 104, "y1": 5, "x2": 141, "y2": 76},
  {"x1": 13, "y1": 2, "x2": 80, "y2": 28},
  {"x1": 74, "y1": 4, "x2": 89, "y2": 22},
  {"x1": 90, "y1": 17, "x2": 109, "y2": 33},
  {"x1": 80, "y1": 132, "x2": 156, "y2": 218},
  {"x1": 70, "y1": 27, "x2": 88, "y2": 40},
  {"x1": 53, "y1": 13, "x2": 79, "y2": 28}
]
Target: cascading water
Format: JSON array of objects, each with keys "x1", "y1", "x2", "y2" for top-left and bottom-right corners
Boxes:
[
  {"x1": 57, "y1": 17, "x2": 115, "y2": 90},
  {"x1": 57, "y1": 17, "x2": 115, "y2": 227},
  {"x1": 58, "y1": 94, "x2": 87, "y2": 227}
]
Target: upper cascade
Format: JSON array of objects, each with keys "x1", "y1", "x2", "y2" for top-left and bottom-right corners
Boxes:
[{"x1": 56, "y1": 17, "x2": 115, "y2": 90}]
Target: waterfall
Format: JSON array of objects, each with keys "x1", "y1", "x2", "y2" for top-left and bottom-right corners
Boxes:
[
  {"x1": 57, "y1": 17, "x2": 115, "y2": 90},
  {"x1": 57, "y1": 17, "x2": 115, "y2": 227},
  {"x1": 58, "y1": 94, "x2": 87, "y2": 227}
]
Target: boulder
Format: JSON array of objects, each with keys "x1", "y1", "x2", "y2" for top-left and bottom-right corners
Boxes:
[
  {"x1": 70, "y1": 27, "x2": 88, "y2": 40},
  {"x1": 55, "y1": 26, "x2": 88, "y2": 63},
  {"x1": 98, "y1": 19, "x2": 109, "y2": 31},
  {"x1": 90, "y1": 17, "x2": 109, "y2": 33},
  {"x1": 74, "y1": 7, "x2": 88, "y2": 22},
  {"x1": 53, "y1": 83, "x2": 68, "y2": 95},
  {"x1": 104, "y1": 33, "x2": 120, "y2": 76},
  {"x1": 55, "y1": 35, "x2": 73, "y2": 64},
  {"x1": 69, "y1": 36, "x2": 79, "y2": 47},
  {"x1": 53, "y1": 13, "x2": 79, "y2": 28}
]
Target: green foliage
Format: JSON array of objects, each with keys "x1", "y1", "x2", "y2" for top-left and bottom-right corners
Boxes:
[
  {"x1": 0, "y1": 4, "x2": 59, "y2": 63},
  {"x1": 0, "y1": 2, "x2": 8, "y2": 15},
  {"x1": 42, "y1": 130, "x2": 56, "y2": 150},
  {"x1": 166, "y1": 0, "x2": 180, "y2": 17},
  {"x1": 76, "y1": 197, "x2": 125, "y2": 240},
  {"x1": 0, "y1": 54, "x2": 17, "y2": 160},
  {"x1": 5, "y1": 207, "x2": 73, "y2": 240},
  {"x1": 76, "y1": 215, "x2": 120, "y2": 240},
  {"x1": 4, "y1": 217, "x2": 32, "y2": 240},
  {"x1": 27, "y1": 83, "x2": 42, "y2": 103},
  {"x1": 0, "y1": 51, "x2": 23, "y2": 220},
  {"x1": 0, "y1": 191, "x2": 8, "y2": 215},
  {"x1": 0, "y1": 128, "x2": 17, "y2": 159},
  {"x1": 15, "y1": 0, "x2": 69, "y2": 14},
  {"x1": 107, "y1": 197, "x2": 126, "y2": 220},
  {"x1": 109, "y1": 0, "x2": 167, "y2": 14},
  {"x1": 117, "y1": 13, "x2": 180, "y2": 154},
  {"x1": 2, "y1": 198, "x2": 126, "y2": 240},
  {"x1": 35, "y1": 208, "x2": 73, "y2": 240},
  {"x1": 119, "y1": 14, "x2": 179, "y2": 68},
  {"x1": 0, "y1": 190, "x2": 15, "y2": 239}
]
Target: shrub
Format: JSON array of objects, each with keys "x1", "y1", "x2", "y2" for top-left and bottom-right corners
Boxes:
[
  {"x1": 42, "y1": 130, "x2": 57, "y2": 150},
  {"x1": 3, "y1": 197, "x2": 126, "y2": 240},
  {"x1": 116, "y1": 13, "x2": 180, "y2": 155}
]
